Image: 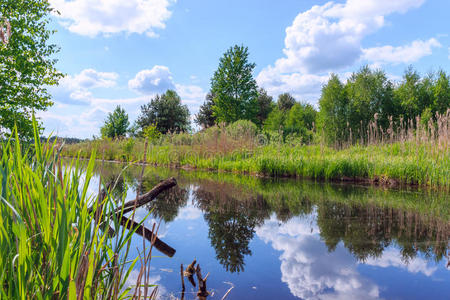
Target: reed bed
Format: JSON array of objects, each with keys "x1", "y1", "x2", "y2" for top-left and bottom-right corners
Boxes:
[
  {"x1": 63, "y1": 111, "x2": 450, "y2": 188},
  {"x1": 0, "y1": 121, "x2": 157, "y2": 299}
]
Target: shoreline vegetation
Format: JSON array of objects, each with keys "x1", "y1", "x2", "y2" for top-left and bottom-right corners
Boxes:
[
  {"x1": 0, "y1": 123, "x2": 177, "y2": 298},
  {"x1": 62, "y1": 111, "x2": 450, "y2": 189}
]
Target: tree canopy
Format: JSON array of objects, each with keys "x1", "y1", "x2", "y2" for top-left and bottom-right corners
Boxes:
[
  {"x1": 0, "y1": 0, "x2": 63, "y2": 138},
  {"x1": 100, "y1": 106, "x2": 129, "y2": 139},
  {"x1": 195, "y1": 92, "x2": 216, "y2": 129},
  {"x1": 136, "y1": 90, "x2": 190, "y2": 134},
  {"x1": 210, "y1": 45, "x2": 258, "y2": 124}
]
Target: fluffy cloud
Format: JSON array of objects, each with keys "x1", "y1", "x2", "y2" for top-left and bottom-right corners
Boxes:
[
  {"x1": 129, "y1": 66, "x2": 206, "y2": 112},
  {"x1": 257, "y1": 0, "x2": 432, "y2": 102},
  {"x1": 52, "y1": 69, "x2": 119, "y2": 105},
  {"x1": 274, "y1": 0, "x2": 425, "y2": 74},
  {"x1": 256, "y1": 216, "x2": 380, "y2": 300},
  {"x1": 364, "y1": 247, "x2": 438, "y2": 276},
  {"x1": 50, "y1": 0, "x2": 173, "y2": 37},
  {"x1": 128, "y1": 65, "x2": 175, "y2": 94},
  {"x1": 363, "y1": 38, "x2": 441, "y2": 65},
  {"x1": 256, "y1": 66, "x2": 329, "y2": 103}
]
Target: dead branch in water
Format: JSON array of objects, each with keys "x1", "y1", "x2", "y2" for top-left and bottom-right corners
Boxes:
[{"x1": 195, "y1": 264, "x2": 210, "y2": 299}]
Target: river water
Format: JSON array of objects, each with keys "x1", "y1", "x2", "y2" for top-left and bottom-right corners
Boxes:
[{"x1": 90, "y1": 162, "x2": 449, "y2": 300}]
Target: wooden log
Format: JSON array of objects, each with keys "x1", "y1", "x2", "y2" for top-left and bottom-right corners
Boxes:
[
  {"x1": 116, "y1": 177, "x2": 177, "y2": 215},
  {"x1": 120, "y1": 215, "x2": 176, "y2": 257}
]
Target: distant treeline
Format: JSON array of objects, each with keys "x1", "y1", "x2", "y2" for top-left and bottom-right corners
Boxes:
[{"x1": 40, "y1": 136, "x2": 86, "y2": 144}]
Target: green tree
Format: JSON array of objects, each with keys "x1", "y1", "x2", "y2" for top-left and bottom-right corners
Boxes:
[
  {"x1": 195, "y1": 92, "x2": 216, "y2": 129},
  {"x1": 0, "y1": 0, "x2": 63, "y2": 138},
  {"x1": 137, "y1": 90, "x2": 190, "y2": 134},
  {"x1": 277, "y1": 93, "x2": 296, "y2": 111},
  {"x1": 255, "y1": 88, "x2": 274, "y2": 127},
  {"x1": 100, "y1": 106, "x2": 130, "y2": 139},
  {"x1": 394, "y1": 66, "x2": 427, "y2": 121},
  {"x1": 264, "y1": 106, "x2": 286, "y2": 132},
  {"x1": 317, "y1": 74, "x2": 349, "y2": 145},
  {"x1": 346, "y1": 66, "x2": 395, "y2": 141},
  {"x1": 211, "y1": 45, "x2": 258, "y2": 124},
  {"x1": 432, "y1": 70, "x2": 450, "y2": 116},
  {"x1": 285, "y1": 102, "x2": 317, "y2": 143}
]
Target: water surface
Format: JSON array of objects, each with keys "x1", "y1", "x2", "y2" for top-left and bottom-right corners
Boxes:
[{"x1": 90, "y1": 162, "x2": 449, "y2": 300}]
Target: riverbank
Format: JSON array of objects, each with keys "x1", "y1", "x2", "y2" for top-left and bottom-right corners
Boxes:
[{"x1": 62, "y1": 138, "x2": 450, "y2": 189}]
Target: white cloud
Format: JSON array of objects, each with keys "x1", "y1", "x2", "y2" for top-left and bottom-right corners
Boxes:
[
  {"x1": 364, "y1": 247, "x2": 438, "y2": 276},
  {"x1": 256, "y1": 215, "x2": 380, "y2": 300},
  {"x1": 129, "y1": 66, "x2": 206, "y2": 113},
  {"x1": 363, "y1": 38, "x2": 441, "y2": 65},
  {"x1": 256, "y1": 66, "x2": 329, "y2": 103},
  {"x1": 128, "y1": 66, "x2": 175, "y2": 94},
  {"x1": 52, "y1": 68, "x2": 119, "y2": 105},
  {"x1": 257, "y1": 0, "x2": 430, "y2": 103},
  {"x1": 50, "y1": 0, "x2": 173, "y2": 37}
]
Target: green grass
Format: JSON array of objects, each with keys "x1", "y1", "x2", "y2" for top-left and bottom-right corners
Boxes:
[
  {"x1": 63, "y1": 138, "x2": 450, "y2": 188},
  {"x1": 0, "y1": 121, "x2": 156, "y2": 299}
]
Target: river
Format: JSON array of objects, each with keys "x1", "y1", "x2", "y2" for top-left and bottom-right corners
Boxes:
[{"x1": 87, "y1": 161, "x2": 449, "y2": 300}]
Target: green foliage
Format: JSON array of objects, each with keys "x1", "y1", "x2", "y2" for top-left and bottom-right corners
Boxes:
[
  {"x1": 284, "y1": 103, "x2": 317, "y2": 143},
  {"x1": 255, "y1": 88, "x2": 274, "y2": 127},
  {"x1": 100, "y1": 105, "x2": 130, "y2": 139},
  {"x1": 345, "y1": 66, "x2": 395, "y2": 139},
  {"x1": 317, "y1": 74, "x2": 348, "y2": 145},
  {"x1": 277, "y1": 93, "x2": 296, "y2": 111},
  {"x1": 195, "y1": 92, "x2": 216, "y2": 128},
  {"x1": 142, "y1": 123, "x2": 162, "y2": 142},
  {"x1": 225, "y1": 120, "x2": 258, "y2": 140},
  {"x1": 137, "y1": 89, "x2": 190, "y2": 134},
  {"x1": 0, "y1": 0, "x2": 63, "y2": 138},
  {"x1": 0, "y1": 120, "x2": 147, "y2": 298},
  {"x1": 264, "y1": 106, "x2": 286, "y2": 132},
  {"x1": 211, "y1": 45, "x2": 258, "y2": 124}
]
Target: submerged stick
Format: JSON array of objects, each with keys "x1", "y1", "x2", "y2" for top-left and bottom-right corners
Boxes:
[
  {"x1": 195, "y1": 264, "x2": 209, "y2": 299},
  {"x1": 120, "y1": 215, "x2": 176, "y2": 257},
  {"x1": 180, "y1": 264, "x2": 185, "y2": 300},
  {"x1": 115, "y1": 177, "x2": 177, "y2": 215}
]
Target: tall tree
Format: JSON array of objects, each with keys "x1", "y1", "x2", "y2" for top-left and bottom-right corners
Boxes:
[
  {"x1": 100, "y1": 106, "x2": 129, "y2": 139},
  {"x1": 195, "y1": 92, "x2": 216, "y2": 129},
  {"x1": 210, "y1": 45, "x2": 258, "y2": 124},
  {"x1": 255, "y1": 88, "x2": 274, "y2": 127},
  {"x1": 346, "y1": 66, "x2": 395, "y2": 140},
  {"x1": 137, "y1": 89, "x2": 190, "y2": 134},
  {"x1": 0, "y1": 0, "x2": 63, "y2": 138},
  {"x1": 432, "y1": 70, "x2": 450, "y2": 116},
  {"x1": 277, "y1": 93, "x2": 296, "y2": 111},
  {"x1": 317, "y1": 74, "x2": 349, "y2": 145}
]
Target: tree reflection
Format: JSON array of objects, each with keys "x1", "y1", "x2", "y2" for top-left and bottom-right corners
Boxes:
[
  {"x1": 194, "y1": 182, "x2": 270, "y2": 273},
  {"x1": 317, "y1": 203, "x2": 449, "y2": 262}
]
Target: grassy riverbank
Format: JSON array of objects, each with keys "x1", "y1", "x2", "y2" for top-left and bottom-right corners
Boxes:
[
  {"x1": 0, "y1": 125, "x2": 156, "y2": 298},
  {"x1": 63, "y1": 137, "x2": 450, "y2": 188}
]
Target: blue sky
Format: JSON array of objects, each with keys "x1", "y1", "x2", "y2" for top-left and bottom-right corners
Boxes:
[{"x1": 41, "y1": 0, "x2": 450, "y2": 138}]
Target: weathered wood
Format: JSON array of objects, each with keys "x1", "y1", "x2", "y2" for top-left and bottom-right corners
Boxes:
[
  {"x1": 120, "y1": 215, "x2": 176, "y2": 257},
  {"x1": 88, "y1": 177, "x2": 177, "y2": 215},
  {"x1": 196, "y1": 264, "x2": 209, "y2": 299},
  {"x1": 183, "y1": 259, "x2": 197, "y2": 287},
  {"x1": 115, "y1": 177, "x2": 177, "y2": 215}
]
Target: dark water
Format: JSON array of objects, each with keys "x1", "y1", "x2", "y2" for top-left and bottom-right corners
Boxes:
[{"x1": 91, "y1": 162, "x2": 449, "y2": 300}]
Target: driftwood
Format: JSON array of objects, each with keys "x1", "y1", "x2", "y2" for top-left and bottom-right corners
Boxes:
[
  {"x1": 195, "y1": 264, "x2": 209, "y2": 299},
  {"x1": 88, "y1": 177, "x2": 177, "y2": 215},
  {"x1": 180, "y1": 264, "x2": 185, "y2": 300},
  {"x1": 88, "y1": 177, "x2": 178, "y2": 257},
  {"x1": 183, "y1": 259, "x2": 197, "y2": 287},
  {"x1": 120, "y1": 215, "x2": 176, "y2": 257}
]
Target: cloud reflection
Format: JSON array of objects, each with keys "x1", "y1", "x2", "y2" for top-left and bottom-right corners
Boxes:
[{"x1": 256, "y1": 215, "x2": 380, "y2": 300}]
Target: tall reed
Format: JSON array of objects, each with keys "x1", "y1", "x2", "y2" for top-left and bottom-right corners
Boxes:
[{"x1": 0, "y1": 119, "x2": 156, "y2": 299}]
